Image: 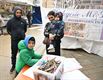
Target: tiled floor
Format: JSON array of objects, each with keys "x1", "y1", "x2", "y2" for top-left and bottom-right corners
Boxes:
[{"x1": 0, "y1": 26, "x2": 103, "y2": 80}]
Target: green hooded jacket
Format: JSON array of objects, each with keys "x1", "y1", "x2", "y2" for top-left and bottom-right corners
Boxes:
[{"x1": 16, "y1": 36, "x2": 42, "y2": 73}]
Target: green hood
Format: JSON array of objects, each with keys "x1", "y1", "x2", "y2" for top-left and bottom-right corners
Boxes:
[{"x1": 18, "y1": 40, "x2": 26, "y2": 50}]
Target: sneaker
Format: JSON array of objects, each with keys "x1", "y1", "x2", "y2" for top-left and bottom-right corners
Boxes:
[
  {"x1": 48, "y1": 45, "x2": 54, "y2": 50},
  {"x1": 10, "y1": 66, "x2": 15, "y2": 73},
  {"x1": 48, "y1": 48, "x2": 55, "y2": 52}
]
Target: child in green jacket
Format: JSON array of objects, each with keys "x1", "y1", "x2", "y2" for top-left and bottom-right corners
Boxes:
[{"x1": 15, "y1": 35, "x2": 42, "y2": 75}]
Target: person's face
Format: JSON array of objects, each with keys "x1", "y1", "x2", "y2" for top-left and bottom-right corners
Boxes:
[
  {"x1": 27, "y1": 41, "x2": 35, "y2": 49},
  {"x1": 15, "y1": 10, "x2": 22, "y2": 18},
  {"x1": 55, "y1": 16, "x2": 60, "y2": 21},
  {"x1": 48, "y1": 15, "x2": 55, "y2": 21}
]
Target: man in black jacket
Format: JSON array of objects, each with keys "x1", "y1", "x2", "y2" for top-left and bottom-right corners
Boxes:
[{"x1": 6, "y1": 7, "x2": 27, "y2": 73}]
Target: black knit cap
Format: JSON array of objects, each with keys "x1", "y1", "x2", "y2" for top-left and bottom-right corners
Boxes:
[{"x1": 14, "y1": 6, "x2": 22, "y2": 13}]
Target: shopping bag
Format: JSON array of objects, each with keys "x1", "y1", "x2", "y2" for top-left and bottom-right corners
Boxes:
[{"x1": 43, "y1": 37, "x2": 50, "y2": 45}]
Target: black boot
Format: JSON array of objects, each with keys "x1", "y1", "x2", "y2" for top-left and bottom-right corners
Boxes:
[
  {"x1": 15, "y1": 71, "x2": 18, "y2": 77},
  {"x1": 10, "y1": 65, "x2": 15, "y2": 73}
]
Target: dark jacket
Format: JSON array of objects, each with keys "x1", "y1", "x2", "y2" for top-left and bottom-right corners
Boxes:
[
  {"x1": 7, "y1": 17, "x2": 27, "y2": 40},
  {"x1": 6, "y1": 7, "x2": 27, "y2": 40},
  {"x1": 44, "y1": 20, "x2": 64, "y2": 40}
]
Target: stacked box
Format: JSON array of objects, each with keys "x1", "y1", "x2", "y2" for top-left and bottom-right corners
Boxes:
[{"x1": 33, "y1": 55, "x2": 65, "y2": 80}]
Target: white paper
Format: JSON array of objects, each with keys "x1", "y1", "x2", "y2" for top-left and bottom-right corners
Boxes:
[
  {"x1": 63, "y1": 58, "x2": 82, "y2": 72},
  {"x1": 61, "y1": 70, "x2": 90, "y2": 80}
]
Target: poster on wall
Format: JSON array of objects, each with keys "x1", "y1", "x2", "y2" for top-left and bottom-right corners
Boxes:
[
  {"x1": 64, "y1": 22, "x2": 85, "y2": 38},
  {"x1": 64, "y1": 22, "x2": 103, "y2": 41}
]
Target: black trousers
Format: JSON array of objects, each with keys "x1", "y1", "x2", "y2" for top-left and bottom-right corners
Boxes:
[
  {"x1": 27, "y1": 18, "x2": 31, "y2": 27},
  {"x1": 11, "y1": 38, "x2": 21, "y2": 67},
  {"x1": 46, "y1": 40, "x2": 61, "y2": 56}
]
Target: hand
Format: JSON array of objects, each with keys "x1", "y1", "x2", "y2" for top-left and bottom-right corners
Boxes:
[{"x1": 49, "y1": 34, "x2": 55, "y2": 40}]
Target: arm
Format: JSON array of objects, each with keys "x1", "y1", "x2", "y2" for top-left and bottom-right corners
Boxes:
[
  {"x1": 6, "y1": 20, "x2": 11, "y2": 35},
  {"x1": 33, "y1": 51, "x2": 42, "y2": 59},
  {"x1": 20, "y1": 50, "x2": 40, "y2": 66},
  {"x1": 44, "y1": 22, "x2": 51, "y2": 37},
  {"x1": 24, "y1": 20, "x2": 27, "y2": 33}
]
